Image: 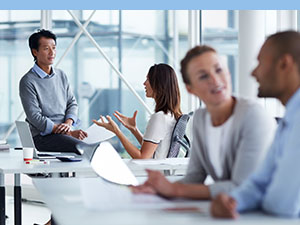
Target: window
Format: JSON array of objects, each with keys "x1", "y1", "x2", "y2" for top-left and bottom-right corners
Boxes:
[
  {"x1": 0, "y1": 10, "x2": 40, "y2": 145},
  {"x1": 202, "y1": 10, "x2": 238, "y2": 93},
  {"x1": 51, "y1": 10, "x2": 190, "y2": 156}
]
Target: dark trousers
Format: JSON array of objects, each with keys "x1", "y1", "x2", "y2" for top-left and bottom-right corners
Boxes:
[{"x1": 33, "y1": 134, "x2": 83, "y2": 154}]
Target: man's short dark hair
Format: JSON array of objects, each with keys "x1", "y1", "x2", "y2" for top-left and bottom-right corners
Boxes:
[
  {"x1": 267, "y1": 30, "x2": 300, "y2": 73},
  {"x1": 28, "y1": 29, "x2": 56, "y2": 61}
]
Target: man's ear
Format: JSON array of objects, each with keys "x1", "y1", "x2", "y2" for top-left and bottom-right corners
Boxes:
[
  {"x1": 278, "y1": 54, "x2": 294, "y2": 72},
  {"x1": 31, "y1": 49, "x2": 38, "y2": 57}
]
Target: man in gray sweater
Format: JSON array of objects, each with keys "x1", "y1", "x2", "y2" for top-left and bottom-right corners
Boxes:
[{"x1": 19, "y1": 29, "x2": 87, "y2": 154}]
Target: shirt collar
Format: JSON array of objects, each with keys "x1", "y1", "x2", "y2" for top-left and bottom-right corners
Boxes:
[
  {"x1": 32, "y1": 63, "x2": 55, "y2": 79},
  {"x1": 282, "y1": 87, "x2": 300, "y2": 124}
]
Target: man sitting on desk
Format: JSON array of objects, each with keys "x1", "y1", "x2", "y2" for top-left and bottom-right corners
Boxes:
[
  {"x1": 19, "y1": 29, "x2": 87, "y2": 154},
  {"x1": 211, "y1": 31, "x2": 300, "y2": 218}
]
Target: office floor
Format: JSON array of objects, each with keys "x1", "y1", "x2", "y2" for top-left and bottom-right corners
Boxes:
[{"x1": 5, "y1": 195, "x2": 51, "y2": 225}]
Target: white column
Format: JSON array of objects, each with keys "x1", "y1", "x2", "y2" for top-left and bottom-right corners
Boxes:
[
  {"x1": 277, "y1": 10, "x2": 297, "y2": 31},
  {"x1": 188, "y1": 10, "x2": 201, "y2": 111},
  {"x1": 172, "y1": 10, "x2": 179, "y2": 71},
  {"x1": 41, "y1": 10, "x2": 52, "y2": 30},
  {"x1": 238, "y1": 10, "x2": 266, "y2": 99},
  {"x1": 188, "y1": 10, "x2": 200, "y2": 48}
]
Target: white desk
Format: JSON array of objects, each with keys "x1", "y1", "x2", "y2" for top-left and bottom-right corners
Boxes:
[
  {"x1": 33, "y1": 177, "x2": 300, "y2": 225},
  {"x1": 0, "y1": 149, "x2": 93, "y2": 225},
  {"x1": 125, "y1": 158, "x2": 189, "y2": 176},
  {"x1": 0, "y1": 151, "x2": 188, "y2": 225}
]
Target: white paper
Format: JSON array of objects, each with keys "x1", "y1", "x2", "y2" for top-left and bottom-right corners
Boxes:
[
  {"x1": 91, "y1": 142, "x2": 139, "y2": 186},
  {"x1": 80, "y1": 178, "x2": 203, "y2": 212},
  {"x1": 83, "y1": 119, "x2": 115, "y2": 144},
  {"x1": 80, "y1": 178, "x2": 174, "y2": 211}
]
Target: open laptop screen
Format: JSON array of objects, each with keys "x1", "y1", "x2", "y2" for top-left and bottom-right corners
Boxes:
[
  {"x1": 90, "y1": 142, "x2": 138, "y2": 186},
  {"x1": 15, "y1": 121, "x2": 71, "y2": 159},
  {"x1": 15, "y1": 121, "x2": 36, "y2": 148}
]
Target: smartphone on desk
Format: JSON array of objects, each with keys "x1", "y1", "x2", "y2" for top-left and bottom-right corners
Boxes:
[{"x1": 56, "y1": 156, "x2": 82, "y2": 162}]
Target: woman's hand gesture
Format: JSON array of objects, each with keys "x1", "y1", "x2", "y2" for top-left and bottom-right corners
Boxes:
[
  {"x1": 93, "y1": 115, "x2": 120, "y2": 135},
  {"x1": 114, "y1": 110, "x2": 138, "y2": 133}
]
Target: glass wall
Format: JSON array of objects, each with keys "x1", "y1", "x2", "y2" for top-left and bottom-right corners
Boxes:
[
  {"x1": 1, "y1": 10, "x2": 299, "y2": 156},
  {"x1": 202, "y1": 10, "x2": 238, "y2": 92},
  {"x1": 0, "y1": 10, "x2": 41, "y2": 145},
  {"x1": 0, "y1": 10, "x2": 239, "y2": 156}
]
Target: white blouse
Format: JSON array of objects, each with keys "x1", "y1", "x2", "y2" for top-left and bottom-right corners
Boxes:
[
  {"x1": 206, "y1": 113, "x2": 234, "y2": 178},
  {"x1": 143, "y1": 111, "x2": 176, "y2": 159}
]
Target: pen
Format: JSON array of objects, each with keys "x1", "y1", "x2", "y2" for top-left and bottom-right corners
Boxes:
[{"x1": 25, "y1": 160, "x2": 50, "y2": 165}]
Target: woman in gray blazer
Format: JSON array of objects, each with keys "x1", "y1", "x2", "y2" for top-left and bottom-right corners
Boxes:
[{"x1": 132, "y1": 45, "x2": 276, "y2": 200}]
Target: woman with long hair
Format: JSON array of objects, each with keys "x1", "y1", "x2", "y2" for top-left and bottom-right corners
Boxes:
[{"x1": 93, "y1": 63, "x2": 182, "y2": 159}]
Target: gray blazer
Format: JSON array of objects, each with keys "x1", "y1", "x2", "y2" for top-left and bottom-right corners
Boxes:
[{"x1": 181, "y1": 97, "x2": 276, "y2": 197}]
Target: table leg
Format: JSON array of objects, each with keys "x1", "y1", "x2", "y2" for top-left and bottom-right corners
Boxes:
[
  {"x1": 14, "y1": 174, "x2": 21, "y2": 225},
  {"x1": 0, "y1": 174, "x2": 5, "y2": 225}
]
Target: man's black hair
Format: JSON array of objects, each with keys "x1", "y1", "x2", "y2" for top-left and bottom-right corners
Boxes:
[{"x1": 28, "y1": 29, "x2": 56, "y2": 61}]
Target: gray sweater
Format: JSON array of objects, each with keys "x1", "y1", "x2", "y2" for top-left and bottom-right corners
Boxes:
[
  {"x1": 19, "y1": 67, "x2": 78, "y2": 137},
  {"x1": 181, "y1": 97, "x2": 276, "y2": 197}
]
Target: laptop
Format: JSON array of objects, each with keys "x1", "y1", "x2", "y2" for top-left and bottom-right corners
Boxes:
[
  {"x1": 85, "y1": 141, "x2": 138, "y2": 186},
  {"x1": 15, "y1": 121, "x2": 75, "y2": 160}
]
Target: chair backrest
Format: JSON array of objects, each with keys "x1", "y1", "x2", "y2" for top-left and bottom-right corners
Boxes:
[{"x1": 167, "y1": 112, "x2": 193, "y2": 158}]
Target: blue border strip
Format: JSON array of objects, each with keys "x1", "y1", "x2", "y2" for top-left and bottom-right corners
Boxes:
[{"x1": 0, "y1": 0, "x2": 299, "y2": 10}]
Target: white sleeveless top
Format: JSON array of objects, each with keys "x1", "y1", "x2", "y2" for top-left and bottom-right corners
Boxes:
[{"x1": 143, "y1": 111, "x2": 176, "y2": 159}]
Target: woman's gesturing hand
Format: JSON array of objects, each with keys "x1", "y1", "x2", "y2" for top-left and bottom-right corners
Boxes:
[
  {"x1": 93, "y1": 115, "x2": 121, "y2": 135},
  {"x1": 114, "y1": 110, "x2": 138, "y2": 133}
]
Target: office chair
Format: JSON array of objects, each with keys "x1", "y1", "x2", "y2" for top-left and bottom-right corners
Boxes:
[{"x1": 167, "y1": 112, "x2": 193, "y2": 158}]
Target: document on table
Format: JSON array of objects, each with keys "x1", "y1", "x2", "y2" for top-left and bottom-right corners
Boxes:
[
  {"x1": 80, "y1": 177, "x2": 186, "y2": 211},
  {"x1": 83, "y1": 120, "x2": 115, "y2": 144},
  {"x1": 80, "y1": 178, "x2": 202, "y2": 211}
]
